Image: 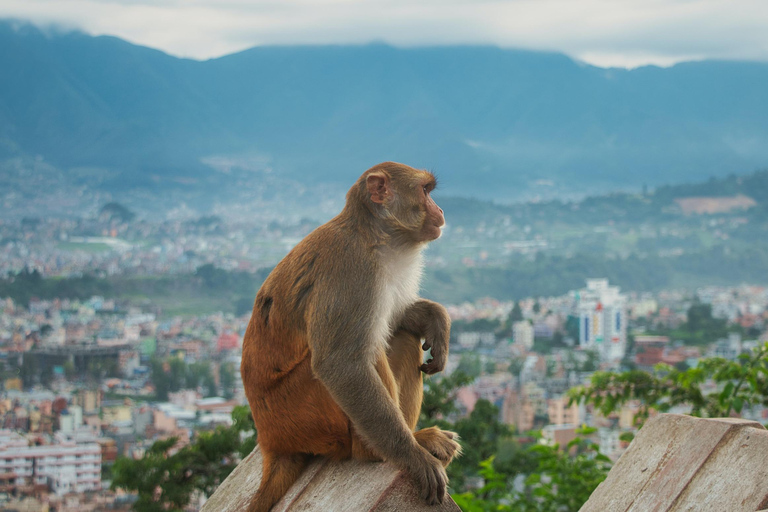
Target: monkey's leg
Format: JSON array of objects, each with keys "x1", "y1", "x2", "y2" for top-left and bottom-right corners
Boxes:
[
  {"x1": 386, "y1": 329, "x2": 424, "y2": 429},
  {"x1": 388, "y1": 330, "x2": 462, "y2": 468},
  {"x1": 247, "y1": 450, "x2": 309, "y2": 512},
  {"x1": 246, "y1": 357, "x2": 355, "y2": 510}
]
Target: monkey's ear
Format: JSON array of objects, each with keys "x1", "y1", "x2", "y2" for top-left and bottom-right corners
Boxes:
[{"x1": 366, "y1": 173, "x2": 391, "y2": 204}]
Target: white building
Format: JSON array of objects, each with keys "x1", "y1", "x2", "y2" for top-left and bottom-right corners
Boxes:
[
  {"x1": 575, "y1": 279, "x2": 627, "y2": 361},
  {"x1": 0, "y1": 430, "x2": 101, "y2": 495},
  {"x1": 456, "y1": 332, "x2": 496, "y2": 349},
  {"x1": 513, "y1": 321, "x2": 534, "y2": 350}
]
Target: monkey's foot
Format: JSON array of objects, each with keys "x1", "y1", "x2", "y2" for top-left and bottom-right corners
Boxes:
[{"x1": 414, "y1": 427, "x2": 462, "y2": 467}]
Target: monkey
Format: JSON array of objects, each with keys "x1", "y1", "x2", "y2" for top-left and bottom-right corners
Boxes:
[{"x1": 240, "y1": 162, "x2": 461, "y2": 512}]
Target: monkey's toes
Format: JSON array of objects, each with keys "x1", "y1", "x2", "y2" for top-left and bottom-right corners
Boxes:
[{"x1": 414, "y1": 427, "x2": 462, "y2": 466}]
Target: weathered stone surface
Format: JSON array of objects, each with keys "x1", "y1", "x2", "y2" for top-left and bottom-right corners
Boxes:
[
  {"x1": 580, "y1": 414, "x2": 768, "y2": 512},
  {"x1": 201, "y1": 446, "x2": 461, "y2": 512}
]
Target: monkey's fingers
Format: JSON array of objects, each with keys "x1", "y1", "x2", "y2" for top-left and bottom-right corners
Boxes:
[
  {"x1": 421, "y1": 351, "x2": 447, "y2": 374},
  {"x1": 420, "y1": 361, "x2": 440, "y2": 375}
]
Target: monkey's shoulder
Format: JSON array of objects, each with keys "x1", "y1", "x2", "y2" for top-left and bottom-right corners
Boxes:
[{"x1": 263, "y1": 225, "x2": 373, "y2": 292}]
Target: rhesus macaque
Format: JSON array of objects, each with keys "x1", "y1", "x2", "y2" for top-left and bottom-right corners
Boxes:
[{"x1": 241, "y1": 162, "x2": 460, "y2": 512}]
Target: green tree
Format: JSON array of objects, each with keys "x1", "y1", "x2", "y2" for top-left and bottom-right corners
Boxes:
[
  {"x1": 453, "y1": 427, "x2": 611, "y2": 512},
  {"x1": 565, "y1": 315, "x2": 580, "y2": 341},
  {"x1": 508, "y1": 357, "x2": 525, "y2": 382},
  {"x1": 510, "y1": 301, "x2": 524, "y2": 322},
  {"x1": 419, "y1": 371, "x2": 474, "y2": 427},
  {"x1": 456, "y1": 354, "x2": 483, "y2": 379},
  {"x1": 569, "y1": 342, "x2": 768, "y2": 425},
  {"x1": 112, "y1": 406, "x2": 257, "y2": 511},
  {"x1": 450, "y1": 400, "x2": 512, "y2": 488},
  {"x1": 63, "y1": 360, "x2": 76, "y2": 380},
  {"x1": 19, "y1": 355, "x2": 37, "y2": 389},
  {"x1": 220, "y1": 362, "x2": 237, "y2": 400},
  {"x1": 150, "y1": 359, "x2": 172, "y2": 401}
]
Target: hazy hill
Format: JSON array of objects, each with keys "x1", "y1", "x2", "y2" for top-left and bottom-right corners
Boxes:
[{"x1": 2, "y1": 20, "x2": 768, "y2": 199}]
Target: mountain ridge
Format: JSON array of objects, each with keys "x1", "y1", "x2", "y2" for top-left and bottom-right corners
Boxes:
[{"x1": 2, "y1": 19, "x2": 768, "y2": 200}]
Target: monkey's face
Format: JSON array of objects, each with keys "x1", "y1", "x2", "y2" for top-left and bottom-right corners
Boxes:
[
  {"x1": 362, "y1": 163, "x2": 445, "y2": 244},
  {"x1": 418, "y1": 180, "x2": 445, "y2": 242},
  {"x1": 391, "y1": 171, "x2": 445, "y2": 243}
]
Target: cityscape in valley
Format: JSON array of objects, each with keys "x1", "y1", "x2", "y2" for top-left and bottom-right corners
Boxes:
[{"x1": 1, "y1": 167, "x2": 767, "y2": 509}]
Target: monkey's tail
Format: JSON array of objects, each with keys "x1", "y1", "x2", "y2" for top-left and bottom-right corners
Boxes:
[{"x1": 247, "y1": 451, "x2": 309, "y2": 512}]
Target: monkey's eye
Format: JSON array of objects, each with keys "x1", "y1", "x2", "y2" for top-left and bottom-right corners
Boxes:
[{"x1": 423, "y1": 185, "x2": 429, "y2": 194}]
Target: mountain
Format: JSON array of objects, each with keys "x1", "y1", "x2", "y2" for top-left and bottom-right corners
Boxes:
[{"x1": 2, "y1": 19, "x2": 768, "y2": 200}]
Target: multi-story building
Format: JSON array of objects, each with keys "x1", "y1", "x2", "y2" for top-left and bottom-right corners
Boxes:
[
  {"x1": 576, "y1": 279, "x2": 627, "y2": 361},
  {"x1": 547, "y1": 396, "x2": 584, "y2": 426},
  {"x1": 513, "y1": 321, "x2": 534, "y2": 350},
  {"x1": 0, "y1": 430, "x2": 101, "y2": 495}
]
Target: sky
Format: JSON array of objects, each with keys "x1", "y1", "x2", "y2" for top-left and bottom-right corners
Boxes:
[{"x1": 1, "y1": 0, "x2": 768, "y2": 68}]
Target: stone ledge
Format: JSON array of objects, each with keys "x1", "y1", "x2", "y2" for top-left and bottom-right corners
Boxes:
[
  {"x1": 581, "y1": 414, "x2": 768, "y2": 512},
  {"x1": 201, "y1": 446, "x2": 461, "y2": 512}
]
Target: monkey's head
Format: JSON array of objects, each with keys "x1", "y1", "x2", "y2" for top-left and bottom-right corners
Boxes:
[{"x1": 353, "y1": 162, "x2": 445, "y2": 244}]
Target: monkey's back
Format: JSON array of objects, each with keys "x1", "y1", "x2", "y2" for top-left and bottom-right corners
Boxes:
[{"x1": 241, "y1": 222, "x2": 370, "y2": 457}]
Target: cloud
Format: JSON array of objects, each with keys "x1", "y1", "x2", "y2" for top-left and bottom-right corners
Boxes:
[{"x1": 1, "y1": 0, "x2": 767, "y2": 67}]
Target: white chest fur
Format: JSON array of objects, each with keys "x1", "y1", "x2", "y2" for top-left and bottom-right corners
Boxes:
[{"x1": 370, "y1": 246, "x2": 424, "y2": 352}]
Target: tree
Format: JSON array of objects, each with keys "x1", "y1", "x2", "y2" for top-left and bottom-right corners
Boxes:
[
  {"x1": 150, "y1": 359, "x2": 172, "y2": 401},
  {"x1": 112, "y1": 406, "x2": 257, "y2": 511},
  {"x1": 510, "y1": 301, "x2": 524, "y2": 322},
  {"x1": 452, "y1": 427, "x2": 611, "y2": 512},
  {"x1": 419, "y1": 371, "x2": 474, "y2": 428},
  {"x1": 508, "y1": 357, "x2": 525, "y2": 382},
  {"x1": 19, "y1": 354, "x2": 37, "y2": 389},
  {"x1": 450, "y1": 400, "x2": 512, "y2": 488},
  {"x1": 569, "y1": 342, "x2": 768, "y2": 425},
  {"x1": 63, "y1": 360, "x2": 76, "y2": 380},
  {"x1": 455, "y1": 354, "x2": 483, "y2": 379},
  {"x1": 219, "y1": 362, "x2": 237, "y2": 400},
  {"x1": 565, "y1": 315, "x2": 580, "y2": 341}
]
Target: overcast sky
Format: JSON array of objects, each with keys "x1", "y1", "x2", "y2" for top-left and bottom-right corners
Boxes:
[{"x1": 2, "y1": 0, "x2": 768, "y2": 68}]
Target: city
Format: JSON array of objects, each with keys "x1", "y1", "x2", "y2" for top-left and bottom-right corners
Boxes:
[{"x1": 1, "y1": 270, "x2": 766, "y2": 509}]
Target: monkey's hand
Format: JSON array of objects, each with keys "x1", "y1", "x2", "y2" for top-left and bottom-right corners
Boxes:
[
  {"x1": 401, "y1": 299, "x2": 451, "y2": 375},
  {"x1": 420, "y1": 335, "x2": 447, "y2": 375},
  {"x1": 403, "y1": 446, "x2": 449, "y2": 505},
  {"x1": 418, "y1": 301, "x2": 450, "y2": 375}
]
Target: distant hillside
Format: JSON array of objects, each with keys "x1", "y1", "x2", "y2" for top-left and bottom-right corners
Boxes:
[
  {"x1": 440, "y1": 168, "x2": 768, "y2": 228},
  {"x1": 2, "y1": 20, "x2": 768, "y2": 199}
]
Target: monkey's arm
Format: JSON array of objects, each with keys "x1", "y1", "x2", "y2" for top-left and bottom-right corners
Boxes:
[
  {"x1": 399, "y1": 299, "x2": 451, "y2": 375},
  {"x1": 308, "y1": 298, "x2": 447, "y2": 504}
]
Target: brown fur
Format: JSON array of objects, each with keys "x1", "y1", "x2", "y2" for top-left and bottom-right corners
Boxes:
[{"x1": 241, "y1": 162, "x2": 460, "y2": 512}]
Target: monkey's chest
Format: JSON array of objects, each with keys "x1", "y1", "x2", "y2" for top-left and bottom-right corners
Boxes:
[{"x1": 372, "y1": 250, "x2": 423, "y2": 350}]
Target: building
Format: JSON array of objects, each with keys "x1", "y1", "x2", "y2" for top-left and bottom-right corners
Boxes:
[
  {"x1": 547, "y1": 396, "x2": 584, "y2": 426},
  {"x1": 576, "y1": 279, "x2": 627, "y2": 361},
  {"x1": 456, "y1": 332, "x2": 495, "y2": 350},
  {"x1": 513, "y1": 321, "x2": 534, "y2": 350},
  {"x1": 541, "y1": 424, "x2": 578, "y2": 449},
  {"x1": 217, "y1": 332, "x2": 240, "y2": 352},
  {"x1": 0, "y1": 430, "x2": 101, "y2": 495}
]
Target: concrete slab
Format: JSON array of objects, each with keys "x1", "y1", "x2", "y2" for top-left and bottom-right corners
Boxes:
[
  {"x1": 201, "y1": 445, "x2": 460, "y2": 512},
  {"x1": 580, "y1": 414, "x2": 768, "y2": 512}
]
